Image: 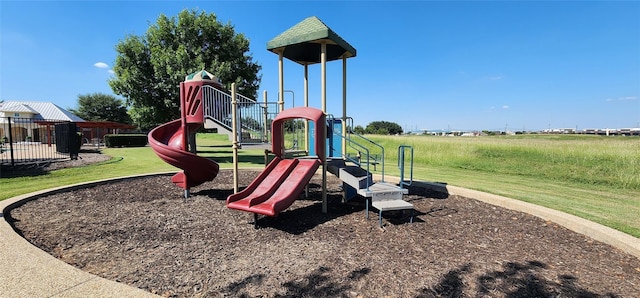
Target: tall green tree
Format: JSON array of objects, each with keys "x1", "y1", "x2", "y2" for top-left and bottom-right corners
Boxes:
[
  {"x1": 109, "y1": 9, "x2": 261, "y2": 130},
  {"x1": 69, "y1": 93, "x2": 132, "y2": 124},
  {"x1": 365, "y1": 121, "x2": 403, "y2": 135}
]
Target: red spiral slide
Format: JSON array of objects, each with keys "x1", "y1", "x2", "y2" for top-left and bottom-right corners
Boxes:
[{"x1": 148, "y1": 119, "x2": 219, "y2": 189}]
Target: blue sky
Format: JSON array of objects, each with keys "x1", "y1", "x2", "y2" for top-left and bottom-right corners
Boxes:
[{"x1": 1, "y1": 1, "x2": 639, "y2": 131}]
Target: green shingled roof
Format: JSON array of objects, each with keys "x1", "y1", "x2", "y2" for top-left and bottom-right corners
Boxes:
[
  {"x1": 185, "y1": 69, "x2": 221, "y2": 83},
  {"x1": 267, "y1": 16, "x2": 356, "y2": 65}
]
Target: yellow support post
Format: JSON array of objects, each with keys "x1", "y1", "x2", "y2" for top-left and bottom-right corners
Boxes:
[
  {"x1": 304, "y1": 63, "x2": 309, "y2": 153},
  {"x1": 278, "y1": 51, "x2": 285, "y2": 112},
  {"x1": 231, "y1": 83, "x2": 239, "y2": 193},
  {"x1": 321, "y1": 42, "x2": 327, "y2": 213},
  {"x1": 263, "y1": 90, "x2": 268, "y2": 143},
  {"x1": 342, "y1": 55, "x2": 347, "y2": 157}
]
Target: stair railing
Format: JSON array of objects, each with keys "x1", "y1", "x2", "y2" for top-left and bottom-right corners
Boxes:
[
  {"x1": 328, "y1": 114, "x2": 386, "y2": 183},
  {"x1": 351, "y1": 133, "x2": 385, "y2": 182},
  {"x1": 202, "y1": 85, "x2": 235, "y2": 130},
  {"x1": 202, "y1": 85, "x2": 278, "y2": 144},
  {"x1": 398, "y1": 145, "x2": 414, "y2": 188}
]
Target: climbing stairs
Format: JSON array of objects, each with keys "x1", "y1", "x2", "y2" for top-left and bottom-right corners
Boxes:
[
  {"x1": 327, "y1": 158, "x2": 372, "y2": 189},
  {"x1": 327, "y1": 154, "x2": 413, "y2": 227}
]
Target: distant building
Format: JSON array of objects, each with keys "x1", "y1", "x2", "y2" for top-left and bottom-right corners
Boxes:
[
  {"x1": 544, "y1": 127, "x2": 640, "y2": 136},
  {"x1": 0, "y1": 101, "x2": 84, "y2": 143},
  {"x1": 542, "y1": 128, "x2": 576, "y2": 134},
  {"x1": 1, "y1": 100, "x2": 136, "y2": 145},
  {"x1": 0, "y1": 101, "x2": 83, "y2": 121}
]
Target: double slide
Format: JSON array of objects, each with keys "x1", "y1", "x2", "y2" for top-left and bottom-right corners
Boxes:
[
  {"x1": 227, "y1": 157, "x2": 321, "y2": 216},
  {"x1": 148, "y1": 119, "x2": 219, "y2": 189}
]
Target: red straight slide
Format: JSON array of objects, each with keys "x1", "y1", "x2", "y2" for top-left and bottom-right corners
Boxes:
[
  {"x1": 227, "y1": 157, "x2": 321, "y2": 216},
  {"x1": 148, "y1": 119, "x2": 219, "y2": 189}
]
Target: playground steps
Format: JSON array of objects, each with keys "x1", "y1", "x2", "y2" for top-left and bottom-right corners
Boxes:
[
  {"x1": 204, "y1": 118, "x2": 234, "y2": 141},
  {"x1": 362, "y1": 182, "x2": 412, "y2": 227},
  {"x1": 326, "y1": 158, "x2": 373, "y2": 190},
  {"x1": 327, "y1": 157, "x2": 413, "y2": 226},
  {"x1": 366, "y1": 182, "x2": 413, "y2": 227},
  {"x1": 358, "y1": 181, "x2": 409, "y2": 201},
  {"x1": 204, "y1": 119, "x2": 265, "y2": 144}
]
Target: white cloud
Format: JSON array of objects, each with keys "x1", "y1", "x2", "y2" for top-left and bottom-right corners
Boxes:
[
  {"x1": 487, "y1": 75, "x2": 504, "y2": 81},
  {"x1": 108, "y1": 69, "x2": 115, "y2": 74},
  {"x1": 94, "y1": 62, "x2": 109, "y2": 68},
  {"x1": 605, "y1": 96, "x2": 638, "y2": 102},
  {"x1": 502, "y1": 105, "x2": 509, "y2": 109}
]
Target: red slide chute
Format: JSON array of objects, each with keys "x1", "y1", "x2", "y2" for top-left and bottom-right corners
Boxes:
[
  {"x1": 148, "y1": 119, "x2": 219, "y2": 189},
  {"x1": 226, "y1": 107, "x2": 326, "y2": 217},
  {"x1": 227, "y1": 157, "x2": 321, "y2": 216}
]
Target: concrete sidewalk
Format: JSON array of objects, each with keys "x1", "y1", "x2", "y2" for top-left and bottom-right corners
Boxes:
[{"x1": 2, "y1": 175, "x2": 638, "y2": 297}]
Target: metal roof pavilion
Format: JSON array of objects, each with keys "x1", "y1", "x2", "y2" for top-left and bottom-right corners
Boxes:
[{"x1": 0, "y1": 101, "x2": 84, "y2": 122}]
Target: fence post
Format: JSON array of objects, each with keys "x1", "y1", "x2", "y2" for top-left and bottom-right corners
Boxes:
[
  {"x1": 7, "y1": 117, "x2": 15, "y2": 166},
  {"x1": 69, "y1": 122, "x2": 79, "y2": 160}
]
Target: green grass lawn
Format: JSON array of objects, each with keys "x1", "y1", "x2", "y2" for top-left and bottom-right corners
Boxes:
[
  {"x1": 0, "y1": 133, "x2": 266, "y2": 200},
  {"x1": 2, "y1": 133, "x2": 638, "y2": 238},
  {"x1": 365, "y1": 134, "x2": 640, "y2": 237}
]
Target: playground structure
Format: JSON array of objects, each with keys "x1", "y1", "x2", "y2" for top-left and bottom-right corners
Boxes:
[{"x1": 149, "y1": 16, "x2": 415, "y2": 226}]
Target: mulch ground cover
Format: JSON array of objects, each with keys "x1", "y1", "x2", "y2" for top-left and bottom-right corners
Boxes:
[{"x1": 7, "y1": 154, "x2": 640, "y2": 297}]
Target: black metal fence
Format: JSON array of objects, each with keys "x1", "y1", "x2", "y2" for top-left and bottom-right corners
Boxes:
[{"x1": 1, "y1": 117, "x2": 79, "y2": 167}]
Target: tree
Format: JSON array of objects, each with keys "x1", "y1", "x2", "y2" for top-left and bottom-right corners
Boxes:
[
  {"x1": 69, "y1": 93, "x2": 132, "y2": 124},
  {"x1": 353, "y1": 125, "x2": 365, "y2": 135},
  {"x1": 365, "y1": 121, "x2": 403, "y2": 135},
  {"x1": 283, "y1": 119, "x2": 304, "y2": 132},
  {"x1": 109, "y1": 9, "x2": 261, "y2": 130}
]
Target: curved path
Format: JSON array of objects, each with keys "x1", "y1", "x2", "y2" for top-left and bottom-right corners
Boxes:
[{"x1": 1, "y1": 173, "x2": 638, "y2": 297}]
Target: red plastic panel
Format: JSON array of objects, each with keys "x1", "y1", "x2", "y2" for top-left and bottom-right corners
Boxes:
[
  {"x1": 180, "y1": 82, "x2": 203, "y2": 123},
  {"x1": 271, "y1": 107, "x2": 325, "y2": 162},
  {"x1": 179, "y1": 80, "x2": 221, "y2": 124}
]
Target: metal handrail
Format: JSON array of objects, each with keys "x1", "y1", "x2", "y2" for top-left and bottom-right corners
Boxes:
[
  {"x1": 202, "y1": 85, "x2": 278, "y2": 144},
  {"x1": 348, "y1": 132, "x2": 385, "y2": 182},
  {"x1": 398, "y1": 145, "x2": 414, "y2": 188},
  {"x1": 345, "y1": 116, "x2": 354, "y2": 141},
  {"x1": 345, "y1": 138, "x2": 374, "y2": 191},
  {"x1": 326, "y1": 114, "x2": 386, "y2": 184}
]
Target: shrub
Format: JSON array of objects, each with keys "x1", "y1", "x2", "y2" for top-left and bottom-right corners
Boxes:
[{"x1": 105, "y1": 134, "x2": 148, "y2": 148}]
